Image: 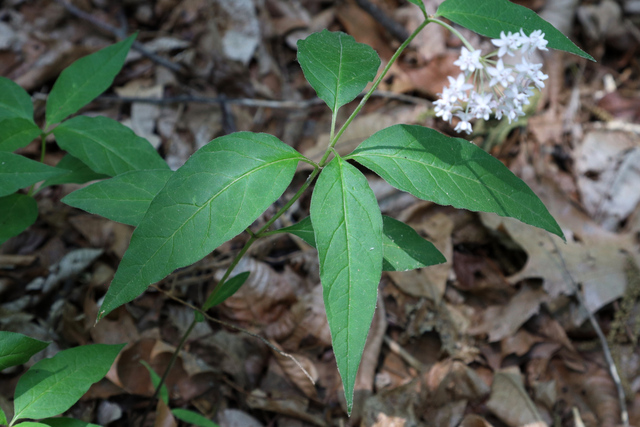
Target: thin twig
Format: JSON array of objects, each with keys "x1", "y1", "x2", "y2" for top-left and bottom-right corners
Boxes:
[
  {"x1": 354, "y1": 0, "x2": 409, "y2": 42},
  {"x1": 150, "y1": 284, "x2": 316, "y2": 386},
  {"x1": 548, "y1": 237, "x2": 629, "y2": 427},
  {"x1": 54, "y1": 0, "x2": 185, "y2": 75},
  {"x1": 383, "y1": 335, "x2": 425, "y2": 371},
  {"x1": 97, "y1": 90, "x2": 431, "y2": 109}
]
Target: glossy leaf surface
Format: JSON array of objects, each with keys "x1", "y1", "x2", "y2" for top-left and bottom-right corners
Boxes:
[
  {"x1": 347, "y1": 125, "x2": 563, "y2": 239},
  {"x1": 0, "y1": 152, "x2": 67, "y2": 197},
  {"x1": 0, "y1": 118, "x2": 41, "y2": 152},
  {"x1": 297, "y1": 30, "x2": 380, "y2": 112},
  {"x1": 277, "y1": 215, "x2": 445, "y2": 271},
  {"x1": 13, "y1": 344, "x2": 124, "y2": 422},
  {"x1": 203, "y1": 271, "x2": 250, "y2": 310},
  {"x1": 41, "y1": 418, "x2": 101, "y2": 427},
  {"x1": 435, "y1": 0, "x2": 594, "y2": 60},
  {"x1": 99, "y1": 132, "x2": 305, "y2": 319},
  {"x1": 62, "y1": 169, "x2": 173, "y2": 226},
  {"x1": 53, "y1": 116, "x2": 168, "y2": 177},
  {"x1": 172, "y1": 409, "x2": 219, "y2": 427},
  {"x1": 40, "y1": 154, "x2": 108, "y2": 189},
  {"x1": 0, "y1": 77, "x2": 34, "y2": 122},
  {"x1": 0, "y1": 194, "x2": 38, "y2": 245},
  {"x1": 310, "y1": 156, "x2": 383, "y2": 414},
  {"x1": 0, "y1": 331, "x2": 49, "y2": 371},
  {"x1": 45, "y1": 34, "x2": 136, "y2": 126}
]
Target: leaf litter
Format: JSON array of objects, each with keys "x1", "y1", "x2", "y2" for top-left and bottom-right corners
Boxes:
[{"x1": 2, "y1": 0, "x2": 640, "y2": 426}]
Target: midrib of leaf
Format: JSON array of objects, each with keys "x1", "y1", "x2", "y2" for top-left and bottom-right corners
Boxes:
[
  {"x1": 14, "y1": 358, "x2": 80, "y2": 420},
  {"x1": 333, "y1": 37, "x2": 344, "y2": 113},
  {"x1": 353, "y1": 152, "x2": 547, "y2": 218},
  {"x1": 338, "y1": 159, "x2": 352, "y2": 380},
  {"x1": 105, "y1": 157, "x2": 297, "y2": 305},
  {"x1": 59, "y1": 127, "x2": 136, "y2": 172},
  {"x1": 49, "y1": 45, "x2": 128, "y2": 124}
]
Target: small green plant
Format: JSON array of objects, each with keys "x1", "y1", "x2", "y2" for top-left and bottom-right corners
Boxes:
[
  {"x1": 0, "y1": 0, "x2": 593, "y2": 422},
  {"x1": 0, "y1": 331, "x2": 123, "y2": 427}
]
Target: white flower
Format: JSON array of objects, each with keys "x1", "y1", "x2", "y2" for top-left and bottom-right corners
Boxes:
[
  {"x1": 469, "y1": 92, "x2": 493, "y2": 120},
  {"x1": 454, "y1": 47, "x2": 483, "y2": 73},
  {"x1": 446, "y1": 74, "x2": 473, "y2": 101},
  {"x1": 491, "y1": 31, "x2": 522, "y2": 57},
  {"x1": 486, "y1": 59, "x2": 515, "y2": 87},
  {"x1": 519, "y1": 29, "x2": 548, "y2": 54},
  {"x1": 434, "y1": 99, "x2": 456, "y2": 122},
  {"x1": 454, "y1": 111, "x2": 474, "y2": 134}
]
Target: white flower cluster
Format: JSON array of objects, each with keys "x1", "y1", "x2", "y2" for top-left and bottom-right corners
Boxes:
[{"x1": 434, "y1": 29, "x2": 549, "y2": 134}]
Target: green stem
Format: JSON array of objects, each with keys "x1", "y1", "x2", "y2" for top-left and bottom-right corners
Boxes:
[
  {"x1": 426, "y1": 17, "x2": 474, "y2": 51},
  {"x1": 318, "y1": 18, "x2": 429, "y2": 167},
  {"x1": 26, "y1": 133, "x2": 49, "y2": 197}
]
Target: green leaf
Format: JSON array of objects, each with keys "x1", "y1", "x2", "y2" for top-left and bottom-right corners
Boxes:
[
  {"x1": 45, "y1": 34, "x2": 136, "y2": 127},
  {"x1": 53, "y1": 116, "x2": 168, "y2": 177},
  {"x1": 171, "y1": 409, "x2": 219, "y2": 427},
  {"x1": 41, "y1": 418, "x2": 101, "y2": 427},
  {"x1": 310, "y1": 156, "x2": 383, "y2": 414},
  {"x1": 62, "y1": 169, "x2": 173, "y2": 226},
  {"x1": 140, "y1": 360, "x2": 169, "y2": 405},
  {"x1": 0, "y1": 331, "x2": 49, "y2": 371},
  {"x1": 346, "y1": 124, "x2": 564, "y2": 239},
  {"x1": 277, "y1": 216, "x2": 445, "y2": 271},
  {"x1": 297, "y1": 30, "x2": 380, "y2": 112},
  {"x1": 435, "y1": 0, "x2": 594, "y2": 61},
  {"x1": 0, "y1": 77, "x2": 34, "y2": 122},
  {"x1": 13, "y1": 423, "x2": 49, "y2": 427},
  {"x1": 0, "y1": 118, "x2": 41, "y2": 152},
  {"x1": 0, "y1": 152, "x2": 68, "y2": 197},
  {"x1": 407, "y1": 0, "x2": 426, "y2": 14},
  {"x1": 13, "y1": 343, "x2": 125, "y2": 422},
  {"x1": 0, "y1": 407, "x2": 6, "y2": 425},
  {"x1": 0, "y1": 194, "x2": 38, "y2": 245},
  {"x1": 40, "y1": 154, "x2": 109, "y2": 189},
  {"x1": 380, "y1": 216, "x2": 445, "y2": 271},
  {"x1": 99, "y1": 132, "x2": 305, "y2": 319},
  {"x1": 202, "y1": 271, "x2": 250, "y2": 310}
]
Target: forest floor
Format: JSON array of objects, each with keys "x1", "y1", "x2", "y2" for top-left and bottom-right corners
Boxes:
[{"x1": 1, "y1": 0, "x2": 640, "y2": 426}]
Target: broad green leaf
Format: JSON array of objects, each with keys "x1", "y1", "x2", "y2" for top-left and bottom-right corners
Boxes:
[
  {"x1": 310, "y1": 156, "x2": 383, "y2": 414},
  {"x1": 0, "y1": 331, "x2": 49, "y2": 371},
  {"x1": 203, "y1": 271, "x2": 250, "y2": 310},
  {"x1": 99, "y1": 132, "x2": 305, "y2": 319},
  {"x1": 140, "y1": 360, "x2": 169, "y2": 404},
  {"x1": 53, "y1": 116, "x2": 168, "y2": 177},
  {"x1": 346, "y1": 125, "x2": 564, "y2": 239},
  {"x1": 0, "y1": 118, "x2": 41, "y2": 152},
  {"x1": 0, "y1": 194, "x2": 38, "y2": 245},
  {"x1": 41, "y1": 418, "x2": 100, "y2": 427},
  {"x1": 297, "y1": 30, "x2": 380, "y2": 112},
  {"x1": 0, "y1": 152, "x2": 68, "y2": 197},
  {"x1": 45, "y1": 34, "x2": 136, "y2": 127},
  {"x1": 380, "y1": 216, "x2": 445, "y2": 271},
  {"x1": 0, "y1": 77, "x2": 34, "y2": 122},
  {"x1": 62, "y1": 169, "x2": 173, "y2": 226},
  {"x1": 172, "y1": 409, "x2": 219, "y2": 427},
  {"x1": 0, "y1": 407, "x2": 6, "y2": 425},
  {"x1": 13, "y1": 343, "x2": 124, "y2": 422},
  {"x1": 407, "y1": 0, "x2": 426, "y2": 14},
  {"x1": 39, "y1": 154, "x2": 108, "y2": 189},
  {"x1": 435, "y1": 0, "x2": 594, "y2": 61},
  {"x1": 13, "y1": 423, "x2": 49, "y2": 427},
  {"x1": 277, "y1": 216, "x2": 445, "y2": 271}
]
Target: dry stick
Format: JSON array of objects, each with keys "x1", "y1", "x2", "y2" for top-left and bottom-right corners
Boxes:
[
  {"x1": 354, "y1": 0, "x2": 410, "y2": 42},
  {"x1": 53, "y1": 0, "x2": 185, "y2": 75},
  {"x1": 151, "y1": 284, "x2": 316, "y2": 385},
  {"x1": 98, "y1": 90, "x2": 432, "y2": 109},
  {"x1": 548, "y1": 237, "x2": 629, "y2": 427}
]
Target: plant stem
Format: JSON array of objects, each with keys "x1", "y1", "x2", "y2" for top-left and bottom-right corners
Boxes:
[
  {"x1": 426, "y1": 17, "x2": 474, "y2": 51},
  {"x1": 318, "y1": 18, "x2": 429, "y2": 167},
  {"x1": 139, "y1": 318, "x2": 196, "y2": 427}
]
